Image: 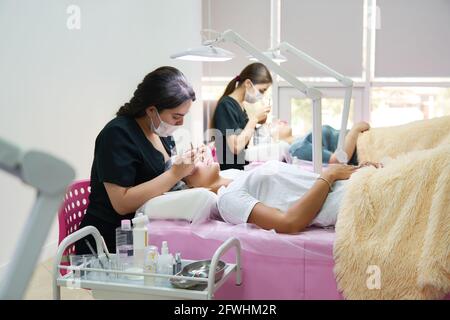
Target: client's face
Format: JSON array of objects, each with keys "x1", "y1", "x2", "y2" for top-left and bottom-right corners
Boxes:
[
  {"x1": 184, "y1": 161, "x2": 221, "y2": 188},
  {"x1": 272, "y1": 119, "x2": 293, "y2": 139}
]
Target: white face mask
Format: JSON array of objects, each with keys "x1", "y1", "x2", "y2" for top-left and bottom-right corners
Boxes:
[
  {"x1": 244, "y1": 82, "x2": 264, "y2": 104},
  {"x1": 150, "y1": 110, "x2": 180, "y2": 137}
]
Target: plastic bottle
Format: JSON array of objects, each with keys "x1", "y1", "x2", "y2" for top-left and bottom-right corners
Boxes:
[
  {"x1": 115, "y1": 220, "x2": 133, "y2": 273},
  {"x1": 156, "y1": 241, "x2": 174, "y2": 285},
  {"x1": 132, "y1": 213, "x2": 149, "y2": 270},
  {"x1": 144, "y1": 245, "x2": 159, "y2": 286}
]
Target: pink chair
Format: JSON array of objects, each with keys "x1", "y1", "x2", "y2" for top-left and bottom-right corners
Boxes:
[{"x1": 57, "y1": 179, "x2": 91, "y2": 275}]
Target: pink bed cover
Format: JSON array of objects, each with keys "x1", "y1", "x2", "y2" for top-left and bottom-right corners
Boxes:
[{"x1": 148, "y1": 220, "x2": 343, "y2": 299}]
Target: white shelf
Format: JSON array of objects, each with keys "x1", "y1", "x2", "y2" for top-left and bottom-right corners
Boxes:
[{"x1": 56, "y1": 259, "x2": 238, "y2": 300}]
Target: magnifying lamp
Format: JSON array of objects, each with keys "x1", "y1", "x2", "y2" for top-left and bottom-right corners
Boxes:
[{"x1": 0, "y1": 137, "x2": 75, "y2": 299}]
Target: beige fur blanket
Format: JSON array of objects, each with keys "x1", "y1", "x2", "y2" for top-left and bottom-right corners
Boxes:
[
  {"x1": 334, "y1": 144, "x2": 450, "y2": 299},
  {"x1": 356, "y1": 116, "x2": 450, "y2": 163}
]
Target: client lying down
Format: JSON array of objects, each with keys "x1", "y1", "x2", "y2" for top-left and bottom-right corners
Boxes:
[{"x1": 183, "y1": 159, "x2": 381, "y2": 233}]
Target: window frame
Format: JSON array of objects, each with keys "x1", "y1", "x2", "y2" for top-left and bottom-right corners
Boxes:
[
  {"x1": 201, "y1": 0, "x2": 450, "y2": 132},
  {"x1": 277, "y1": 86, "x2": 364, "y2": 133}
]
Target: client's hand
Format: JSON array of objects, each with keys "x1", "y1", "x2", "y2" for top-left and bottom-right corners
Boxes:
[{"x1": 322, "y1": 164, "x2": 358, "y2": 183}]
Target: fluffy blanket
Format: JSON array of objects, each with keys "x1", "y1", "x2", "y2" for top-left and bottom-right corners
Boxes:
[
  {"x1": 356, "y1": 116, "x2": 450, "y2": 163},
  {"x1": 334, "y1": 144, "x2": 450, "y2": 299}
]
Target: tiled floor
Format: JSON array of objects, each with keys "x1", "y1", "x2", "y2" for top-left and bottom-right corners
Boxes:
[{"x1": 24, "y1": 258, "x2": 93, "y2": 300}]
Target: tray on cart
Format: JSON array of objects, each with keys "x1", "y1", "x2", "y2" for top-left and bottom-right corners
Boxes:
[{"x1": 170, "y1": 259, "x2": 226, "y2": 289}]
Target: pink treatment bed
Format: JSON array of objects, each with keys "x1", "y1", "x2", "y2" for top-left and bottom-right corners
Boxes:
[
  {"x1": 146, "y1": 159, "x2": 343, "y2": 299},
  {"x1": 147, "y1": 220, "x2": 342, "y2": 300},
  {"x1": 145, "y1": 159, "x2": 450, "y2": 300}
]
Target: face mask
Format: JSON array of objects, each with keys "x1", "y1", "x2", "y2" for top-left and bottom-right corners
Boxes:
[
  {"x1": 150, "y1": 110, "x2": 180, "y2": 137},
  {"x1": 244, "y1": 82, "x2": 264, "y2": 104}
]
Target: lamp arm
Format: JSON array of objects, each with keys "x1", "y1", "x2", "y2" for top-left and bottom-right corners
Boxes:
[
  {"x1": 0, "y1": 140, "x2": 75, "y2": 299},
  {"x1": 276, "y1": 42, "x2": 353, "y2": 87},
  {"x1": 218, "y1": 30, "x2": 322, "y2": 100},
  {"x1": 276, "y1": 42, "x2": 354, "y2": 163},
  {"x1": 0, "y1": 137, "x2": 23, "y2": 179}
]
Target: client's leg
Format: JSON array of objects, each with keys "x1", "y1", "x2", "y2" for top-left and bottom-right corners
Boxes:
[
  {"x1": 329, "y1": 121, "x2": 370, "y2": 164},
  {"x1": 289, "y1": 126, "x2": 338, "y2": 163}
]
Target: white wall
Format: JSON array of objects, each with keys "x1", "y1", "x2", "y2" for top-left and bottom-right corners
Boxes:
[{"x1": 0, "y1": 0, "x2": 202, "y2": 279}]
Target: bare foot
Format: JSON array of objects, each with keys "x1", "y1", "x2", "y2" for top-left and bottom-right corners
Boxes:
[
  {"x1": 353, "y1": 121, "x2": 370, "y2": 133},
  {"x1": 357, "y1": 161, "x2": 383, "y2": 169}
]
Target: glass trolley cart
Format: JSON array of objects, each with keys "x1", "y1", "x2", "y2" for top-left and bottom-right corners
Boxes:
[{"x1": 53, "y1": 226, "x2": 242, "y2": 300}]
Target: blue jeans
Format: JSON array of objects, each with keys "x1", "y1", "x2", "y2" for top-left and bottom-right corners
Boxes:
[{"x1": 289, "y1": 125, "x2": 358, "y2": 165}]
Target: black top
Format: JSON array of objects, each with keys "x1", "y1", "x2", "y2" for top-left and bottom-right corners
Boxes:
[
  {"x1": 212, "y1": 96, "x2": 250, "y2": 170},
  {"x1": 86, "y1": 115, "x2": 175, "y2": 225}
]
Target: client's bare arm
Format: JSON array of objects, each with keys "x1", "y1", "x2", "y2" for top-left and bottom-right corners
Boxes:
[
  {"x1": 329, "y1": 121, "x2": 370, "y2": 164},
  {"x1": 247, "y1": 164, "x2": 357, "y2": 233}
]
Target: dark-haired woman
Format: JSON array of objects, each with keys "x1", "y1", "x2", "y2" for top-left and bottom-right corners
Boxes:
[
  {"x1": 212, "y1": 63, "x2": 273, "y2": 170},
  {"x1": 76, "y1": 66, "x2": 202, "y2": 254}
]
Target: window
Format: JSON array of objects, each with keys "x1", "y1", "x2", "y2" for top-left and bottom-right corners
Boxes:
[
  {"x1": 279, "y1": 87, "x2": 361, "y2": 137},
  {"x1": 370, "y1": 87, "x2": 450, "y2": 127},
  {"x1": 291, "y1": 98, "x2": 355, "y2": 137},
  {"x1": 202, "y1": 0, "x2": 450, "y2": 134}
]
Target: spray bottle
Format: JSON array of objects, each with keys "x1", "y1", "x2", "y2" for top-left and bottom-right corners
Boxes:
[{"x1": 157, "y1": 241, "x2": 174, "y2": 285}]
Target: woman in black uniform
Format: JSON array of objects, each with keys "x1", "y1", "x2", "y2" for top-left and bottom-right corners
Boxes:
[
  {"x1": 212, "y1": 63, "x2": 272, "y2": 170},
  {"x1": 76, "y1": 66, "x2": 203, "y2": 254}
]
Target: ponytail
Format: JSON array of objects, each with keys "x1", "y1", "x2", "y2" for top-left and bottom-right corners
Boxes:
[
  {"x1": 218, "y1": 62, "x2": 272, "y2": 103},
  {"x1": 219, "y1": 76, "x2": 240, "y2": 102},
  {"x1": 116, "y1": 97, "x2": 143, "y2": 117}
]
